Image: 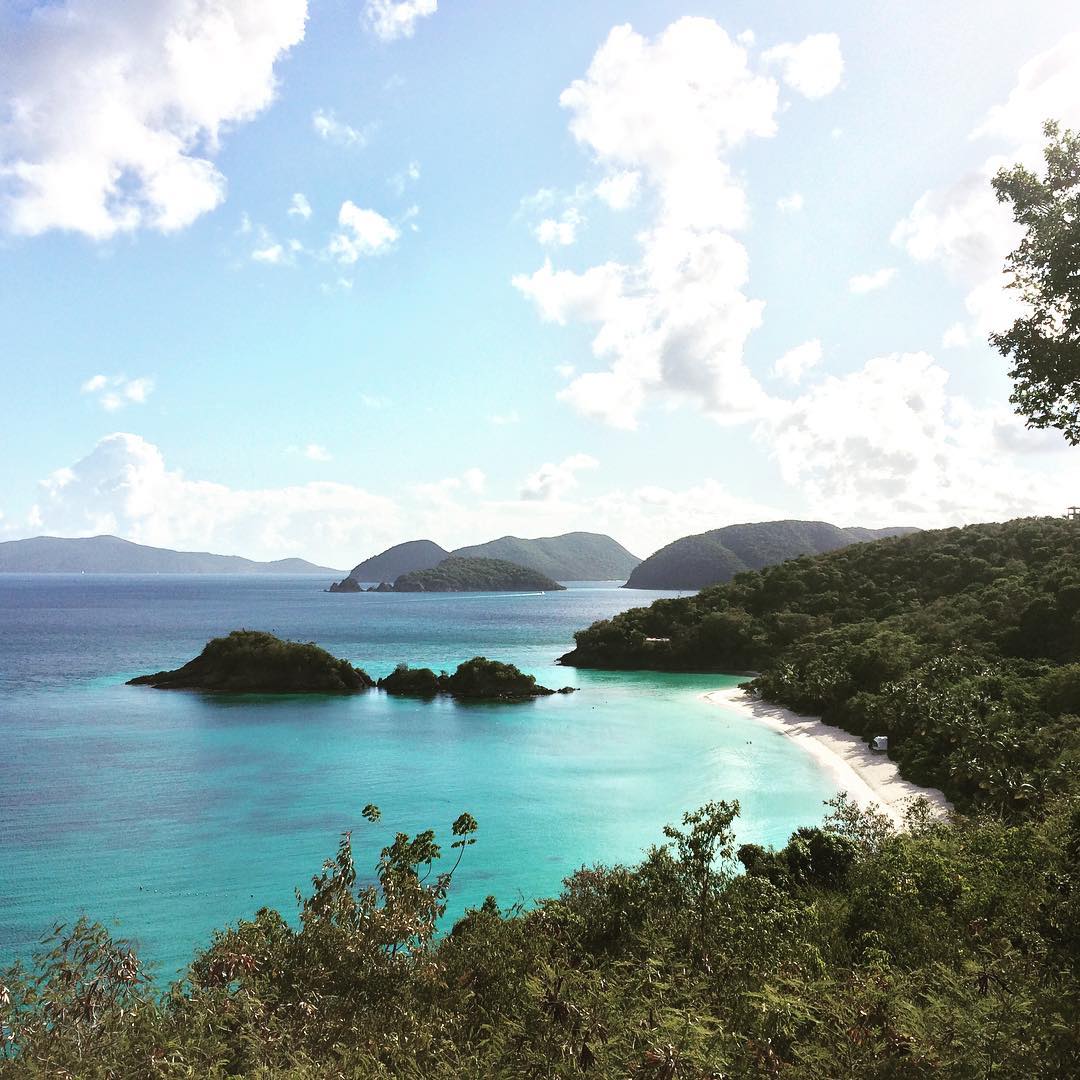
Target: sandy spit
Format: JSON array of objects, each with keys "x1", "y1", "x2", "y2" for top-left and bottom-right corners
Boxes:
[{"x1": 704, "y1": 686, "x2": 952, "y2": 828}]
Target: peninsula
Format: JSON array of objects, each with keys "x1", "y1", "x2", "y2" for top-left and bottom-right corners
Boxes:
[{"x1": 127, "y1": 630, "x2": 374, "y2": 693}]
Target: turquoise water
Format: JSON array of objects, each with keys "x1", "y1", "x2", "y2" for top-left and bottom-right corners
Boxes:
[{"x1": 0, "y1": 575, "x2": 836, "y2": 978}]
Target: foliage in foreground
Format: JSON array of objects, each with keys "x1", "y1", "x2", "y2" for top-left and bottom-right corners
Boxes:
[
  {"x1": 563, "y1": 517, "x2": 1080, "y2": 815},
  {"x1": 3, "y1": 796, "x2": 1080, "y2": 1078}
]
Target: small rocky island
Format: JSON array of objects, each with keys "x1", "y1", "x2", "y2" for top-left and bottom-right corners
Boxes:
[
  {"x1": 379, "y1": 656, "x2": 576, "y2": 700},
  {"x1": 327, "y1": 556, "x2": 566, "y2": 594},
  {"x1": 127, "y1": 630, "x2": 374, "y2": 693}
]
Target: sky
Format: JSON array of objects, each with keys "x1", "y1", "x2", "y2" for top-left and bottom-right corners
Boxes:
[{"x1": 2, "y1": 0, "x2": 1080, "y2": 569}]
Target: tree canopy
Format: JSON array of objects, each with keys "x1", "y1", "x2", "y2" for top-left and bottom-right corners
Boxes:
[{"x1": 992, "y1": 120, "x2": 1080, "y2": 443}]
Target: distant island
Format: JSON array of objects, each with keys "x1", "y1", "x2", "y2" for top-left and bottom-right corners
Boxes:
[
  {"x1": 0, "y1": 535, "x2": 340, "y2": 575},
  {"x1": 393, "y1": 557, "x2": 565, "y2": 592},
  {"x1": 623, "y1": 520, "x2": 918, "y2": 589},
  {"x1": 128, "y1": 630, "x2": 373, "y2": 693},
  {"x1": 379, "y1": 656, "x2": 575, "y2": 700},
  {"x1": 343, "y1": 531, "x2": 640, "y2": 586},
  {"x1": 329, "y1": 556, "x2": 567, "y2": 593}
]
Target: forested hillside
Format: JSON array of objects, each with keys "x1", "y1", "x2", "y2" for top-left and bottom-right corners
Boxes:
[
  {"x1": 624, "y1": 520, "x2": 916, "y2": 589},
  {"x1": 564, "y1": 518, "x2": 1080, "y2": 814}
]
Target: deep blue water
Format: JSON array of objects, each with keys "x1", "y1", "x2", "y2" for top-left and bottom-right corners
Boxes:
[{"x1": 0, "y1": 575, "x2": 836, "y2": 978}]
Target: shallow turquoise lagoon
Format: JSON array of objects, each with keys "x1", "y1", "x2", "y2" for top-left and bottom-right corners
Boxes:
[{"x1": 0, "y1": 576, "x2": 837, "y2": 977}]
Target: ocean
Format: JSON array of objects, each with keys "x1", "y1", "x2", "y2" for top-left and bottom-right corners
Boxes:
[{"x1": 0, "y1": 575, "x2": 836, "y2": 978}]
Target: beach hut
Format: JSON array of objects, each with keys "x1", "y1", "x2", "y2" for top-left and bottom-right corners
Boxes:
[{"x1": 871, "y1": 735, "x2": 889, "y2": 752}]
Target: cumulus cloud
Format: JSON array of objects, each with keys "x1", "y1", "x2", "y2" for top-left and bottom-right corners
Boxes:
[
  {"x1": 81, "y1": 374, "x2": 154, "y2": 411},
  {"x1": 328, "y1": 200, "x2": 399, "y2": 262},
  {"x1": 535, "y1": 208, "x2": 583, "y2": 247},
  {"x1": 520, "y1": 454, "x2": 598, "y2": 501},
  {"x1": 892, "y1": 34, "x2": 1080, "y2": 341},
  {"x1": 772, "y1": 340, "x2": 822, "y2": 384},
  {"x1": 252, "y1": 242, "x2": 286, "y2": 264},
  {"x1": 304, "y1": 443, "x2": 331, "y2": 461},
  {"x1": 0, "y1": 0, "x2": 307, "y2": 238},
  {"x1": 849, "y1": 267, "x2": 896, "y2": 294},
  {"x1": 762, "y1": 33, "x2": 844, "y2": 100},
  {"x1": 515, "y1": 19, "x2": 842, "y2": 429},
  {"x1": 595, "y1": 170, "x2": 641, "y2": 210},
  {"x1": 312, "y1": 109, "x2": 368, "y2": 147},
  {"x1": 777, "y1": 192, "x2": 804, "y2": 213},
  {"x1": 33, "y1": 433, "x2": 401, "y2": 566},
  {"x1": 288, "y1": 192, "x2": 312, "y2": 220},
  {"x1": 364, "y1": 0, "x2": 436, "y2": 42},
  {"x1": 761, "y1": 352, "x2": 1069, "y2": 524}
]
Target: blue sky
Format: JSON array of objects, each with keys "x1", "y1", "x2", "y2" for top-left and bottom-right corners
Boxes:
[{"x1": 2, "y1": 0, "x2": 1079, "y2": 567}]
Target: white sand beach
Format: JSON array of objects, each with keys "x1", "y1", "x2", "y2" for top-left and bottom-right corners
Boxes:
[{"x1": 704, "y1": 686, "x2": 952, "y2": 828}]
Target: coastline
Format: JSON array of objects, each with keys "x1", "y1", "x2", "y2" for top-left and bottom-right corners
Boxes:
[{"x1": 704, "y1": 686, "x2": 952, "y2": 828}]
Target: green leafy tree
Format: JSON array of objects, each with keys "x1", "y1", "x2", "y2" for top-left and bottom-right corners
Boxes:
[{"x1": 992, "y1": 121, "x2": 1080, "y2": 442}]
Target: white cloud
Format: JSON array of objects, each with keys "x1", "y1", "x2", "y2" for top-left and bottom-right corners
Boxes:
[
  {"x1": 364, "y1": 0, "x2": 436, "y2": 42},
  {"x1": 489, "y1": 410, "x2": 521, "y2": 426},
  {"x1": 535, "y1": 208, "x2": 583, "y2": 247},
  {"x1": 312, "y1": 109, "x2": 368, "y2": 148},
  {"x1": 304, "y1": 443, "x2": 331, "y2": 462},
  {"x1": 559, "y1": 19, "x2": 782, "y2": 232},
  {"x1": 520, "y1": 453, "x2": 598, "y2": 501},
  {"x1": 328, "y1": 200, "x2": 399, "y2": 262},
  {"x1": 0, "y1": 0, "x2": 307, "y2": 239},
  {"x1": 772, "y1": 339, "x2": 822, "y2": 384},
  {"x1": 288, "y1": 192, "x2": 312, "y2": 220},
  {"x1": 849, "y1": 267, "x2": 896, "y2": 294},
  {"x1": 761, "y1": 352, "x2": 1068, "y2": 524},
  {"x1": 516, "y1": 19, "x2": 842, "y2": 430},
  {"x1": 892, "y1": 34, "x2": 1080, "y2": 342},
  {"x1": 81, "y1": 374, "x2": 154, "y2": 411},
  {"x1": 360, "y1": 393, "x2": 390, "y2": 409},
  {"x1": 777, "y1": 192, "x2": 804, "y2": 213},
  {"x1": 252, "y1": 242, "x2": 286, "y2": 265},
  {"x1": 389, "y1": 160, "x2": 421, "y2": 196},
  {"x1": 595, "y1": 170, "x2": 641, "y2": 210},
  {"x1": 762, "y1": 33, "x2": 844, "y2": 100},
  {"x1": 942, "y1": 322, "x2": 970, "y2": 349},
  {"x1": 33, "y1": 433, "x2": 399, "y2": 567}
]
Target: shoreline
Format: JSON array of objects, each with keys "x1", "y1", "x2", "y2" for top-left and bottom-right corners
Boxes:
[{"x1": 703, "y1": 686, "x2": 952, "y2": 828}]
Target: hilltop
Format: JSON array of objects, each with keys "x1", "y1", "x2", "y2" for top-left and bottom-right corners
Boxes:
[
  {"x1": 623, "y1": 519, "x2": 917, "y2": 589},
  {"x1": 0, "y1": 535, "x2": 339, "y2": 575},
  {"x1": 451, "y1": 531, "x2": 640, "y2": 581},
  {"x1": 394, "y1": 556, "x2": 565, "y2": 592},
  {"x1": 347, "y1": 539, "x2": 449, "y2": 582},
  {"x1": 337, "y1": 532, "x2": 640, "y2": 591}
]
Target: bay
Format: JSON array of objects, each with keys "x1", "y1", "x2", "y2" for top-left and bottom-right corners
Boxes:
[{"x1": 0, "y1": 574, "x2": 836, "y2": 977}]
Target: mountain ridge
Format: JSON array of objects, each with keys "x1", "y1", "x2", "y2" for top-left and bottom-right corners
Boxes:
[{"x1": 0, "y1": 535, "x2": 340, "y2": 575}]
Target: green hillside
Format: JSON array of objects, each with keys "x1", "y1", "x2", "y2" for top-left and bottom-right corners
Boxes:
[
  {"x1": 624, "y1": 519, "x2": 916, "y2": 589},
  {"x1": 564, "y1": 517, "x2": 1080, "y2": 815},
  {"x1": 451, "y1": 531, "x2": 640, "y2": 581},
  {"x1": 393, "y1": 556, "x2": 565, "y2": 592}
]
